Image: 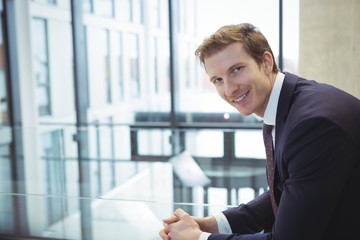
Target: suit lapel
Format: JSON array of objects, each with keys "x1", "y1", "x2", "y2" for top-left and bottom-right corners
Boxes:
[{"x1": 274, "y1": 72, "x2": 298, "y2": 169}]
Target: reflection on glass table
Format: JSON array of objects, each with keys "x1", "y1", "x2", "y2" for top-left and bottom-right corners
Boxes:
[
  {"x1": 0, "y1": 126, "x2": 268, "y2": 239},
  {"x1": 0, "y1": 193, "x2": 232, "y2": 240},
  {"x1": 0, "y1": 157, "x2": 267, "y2": 240}
]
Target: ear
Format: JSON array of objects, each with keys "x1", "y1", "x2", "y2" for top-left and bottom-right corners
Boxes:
[{"x1": 262, "y1": 51, "x2": 273, "y2": 74}]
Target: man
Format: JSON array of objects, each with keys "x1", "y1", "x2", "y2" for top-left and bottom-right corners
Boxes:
[{"x1": 159, "y1": 23, "x2": 360, "y2": 240}]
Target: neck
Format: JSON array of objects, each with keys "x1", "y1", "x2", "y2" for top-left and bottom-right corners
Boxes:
[
  {"x1": 256, "y1": 71, "x2": 278, "y2": 118},
  {"x1": 268, "y1": 71, "x2": 278, "y2": 87}
]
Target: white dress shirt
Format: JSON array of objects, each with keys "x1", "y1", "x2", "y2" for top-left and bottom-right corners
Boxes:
[{"x1": 199, "y1": 72, "x2": 285, "y2": 240}]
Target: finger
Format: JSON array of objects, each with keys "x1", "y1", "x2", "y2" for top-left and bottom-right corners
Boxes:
[
  {"x1": 163, "y1": 222, "x2": 171, "y2": 233},
  {"x1": 163, "y1": 213, "x2": 180, "y2": 224},
  {"x1": 173, "y1": 208, "x2": 189, "y2": 219},
  {"x1": 159, "y1": 228, "x2": 170, "y2": 240}
]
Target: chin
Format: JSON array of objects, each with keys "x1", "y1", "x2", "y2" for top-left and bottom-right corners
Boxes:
[{"x1": 237, "y1": 109, "x2": 253, "y2": 116}]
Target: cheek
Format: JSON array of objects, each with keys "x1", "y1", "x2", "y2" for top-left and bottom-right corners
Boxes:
[{"x1": 215, "y1": 87, "x2": 226, "y2": 100}]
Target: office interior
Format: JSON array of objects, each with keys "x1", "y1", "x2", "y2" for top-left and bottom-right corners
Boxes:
[{"x1": 0, "y1": 0, "x2": 359, "y2": 239}]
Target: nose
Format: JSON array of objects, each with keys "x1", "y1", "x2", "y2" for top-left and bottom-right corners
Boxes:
[{"x1": 224, "y1": 79, "x2": 238, "y2": 97}]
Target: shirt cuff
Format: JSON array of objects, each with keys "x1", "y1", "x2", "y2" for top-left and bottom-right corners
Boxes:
[
  {"x1": 199, "y1": 232, "x2": 211, "y2": 240},
  {"x1": 214, "y1": 212, "x2": 232, "y2": 234}
]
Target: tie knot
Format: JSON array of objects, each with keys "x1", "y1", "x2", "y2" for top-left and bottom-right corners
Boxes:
[{"x1": 262, "y1": 123, "x2": 273, "y2": 135}]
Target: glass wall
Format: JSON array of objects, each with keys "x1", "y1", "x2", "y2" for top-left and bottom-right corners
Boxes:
[
  {"x1": 1, "y1": 0, "x2": 301, "y2": 137},
  {"x1": 41, "y1": 130, "x2": 67, "y2": 226},
  {"x1": 178, "y1": 0, "x2": 280, "y2": 119},
  {"x1": 0, "y1": 1, "x2": 14, "y2": 235},
  {"x1": 283, "y1": 0, "x2": 299, "y2": 73},
  {"x1": 82, "y1": 0, "x2": 171, "y2": 125},
  {"x1": 32, "y1": 18, "x2": 52, "y2": 116},
  {"x1": 0, "y1": 0, "x2": 299, "y2": 239}
]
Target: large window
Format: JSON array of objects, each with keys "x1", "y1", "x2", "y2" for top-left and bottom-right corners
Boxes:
[
  {"x1": 0, "y1": 0, "x2": 300, "y2": 239},
  {"x1": 87, "y1": 27, "x2": 112, "y2": 107},
  {"x1": 0, "y1": 145, "x2": 13, "y2": 233},
  {"x1": 31, "y1": 18, "x2": 52, "y2": 116},
  {"x1": 94, "y1": 0, "x2": 114, "y2": 17},
  {"x1": 177, "y1": 0, "x2": 280, "y2": 120},
  {"x1": 282, "y1": 0, "x2": 299, "y2": 73},
  {"x1": 42, "y1": 130, "x2": 67, "y2": 226},
  {"x1": 112, "y1": 32, "x2": 124, "y2": 101},
  {"x1": 127, "y1": 33, "x2": 141, "y2": 99}
]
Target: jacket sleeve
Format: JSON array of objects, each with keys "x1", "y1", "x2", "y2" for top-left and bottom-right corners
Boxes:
[
  {"x1": 209, "y1": 233, "x2": 270, "y2": 240},
  {"x1": 207, "y1": 191, "x2": 273, "y2": 240},
  {"x1": 223, "y1": 191, "x2": 274, "y2": 234}
]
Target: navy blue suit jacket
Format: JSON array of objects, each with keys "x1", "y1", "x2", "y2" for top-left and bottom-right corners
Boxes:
[{"x1": 209, "y1": 72, "x2": 360, "y2": 240}]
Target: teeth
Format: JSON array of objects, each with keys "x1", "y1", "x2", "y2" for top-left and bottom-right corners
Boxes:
[{"x1": 233, "y1": 92, "x2": 249, "y2": 103}]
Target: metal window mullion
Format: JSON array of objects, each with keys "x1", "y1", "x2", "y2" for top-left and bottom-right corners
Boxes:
[
  {"x1": 70, "y1": 0, "x2": 93, "y2": 239},
  {"x1": 3, "y1": 0, "x2": 29, "y2": 235},
  {"x1": 278, "y1": 0, "x2": 283, "y2": 71},
  {"x1": 168, "y1": 0, "x2": 184, "y2": 156}
]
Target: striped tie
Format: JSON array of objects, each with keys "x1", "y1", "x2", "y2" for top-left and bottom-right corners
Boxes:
[{"x1": 262, "y1": 123, "x2": 278, "y2": 215}]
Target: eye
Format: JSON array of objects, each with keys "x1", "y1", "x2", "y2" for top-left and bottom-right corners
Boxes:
[
  {"x1": 211, "y1": 77, "x2": 223, "y2": 85},
  {"x1": 230, "y1": 66, "x2": 243, "y2": 77},
  {"x1": 234, "y1": 66, "x2": 242, "y2": 72}
]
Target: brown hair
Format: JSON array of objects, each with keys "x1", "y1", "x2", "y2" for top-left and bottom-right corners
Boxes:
[{"x1": 195, "y1": 23, "x2": 278, "y2": 73}]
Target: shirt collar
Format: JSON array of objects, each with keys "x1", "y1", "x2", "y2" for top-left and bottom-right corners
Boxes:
[{"x1": 262, "y1": 72, "x2": 285, "y2": 126}]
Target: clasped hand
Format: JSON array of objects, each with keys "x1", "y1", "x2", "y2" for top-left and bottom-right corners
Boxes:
[
  {"x1": 159, "y1": 208, "x2": 202, "y2": 240},
  {"x1": 159, "y1": 208, "x2": 218, "y2": 240}
]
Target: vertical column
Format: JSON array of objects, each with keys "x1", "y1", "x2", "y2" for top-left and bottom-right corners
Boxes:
[
  {"x1": 3, "y1": 0, "x2": 29, "y2": 235},
  {"x1": 299, "y1": 0, "x2": 360, "y2": 98},
  {"x1": 70, "y1": 1, "x2": 93, "y2": 239}
]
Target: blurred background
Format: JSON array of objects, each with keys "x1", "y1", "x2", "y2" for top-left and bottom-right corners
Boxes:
[{"x1": 0, "y1": 0, "x2": 359, "y2": 239}]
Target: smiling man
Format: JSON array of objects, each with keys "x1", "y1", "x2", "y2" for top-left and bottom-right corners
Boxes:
[
  {"x1": 205, "y1": 42, "x2": 275, "y2": 117},
  {"x1": 159, "y1": 23, "x2": 360, "y2": 240}
]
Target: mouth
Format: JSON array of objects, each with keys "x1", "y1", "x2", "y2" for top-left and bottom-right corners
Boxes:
[{"x1": 233, "y1": 91, "x2": 249, "y2": 103}]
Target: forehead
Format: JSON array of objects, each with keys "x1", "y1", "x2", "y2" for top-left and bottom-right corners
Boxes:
[{"x1": 204, "y1": 42, "x2": 252, "y2": 75}]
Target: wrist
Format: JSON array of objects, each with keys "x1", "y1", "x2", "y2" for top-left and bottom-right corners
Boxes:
[{"x1": 195, "y1": 216, "x2": 219, "y2": 233}]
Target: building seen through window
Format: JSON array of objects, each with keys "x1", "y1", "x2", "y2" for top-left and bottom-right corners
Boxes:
[
  {"x1": 31, "y1": 18, "x2": 52, "y2": 116},
  {"x1": 0, "y1": 0, "x2": 299, "y2": 239}
]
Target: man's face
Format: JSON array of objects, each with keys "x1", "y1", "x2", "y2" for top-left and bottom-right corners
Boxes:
[{"x1": 204, "y1": 42, "x2": 273, "y2": 117}]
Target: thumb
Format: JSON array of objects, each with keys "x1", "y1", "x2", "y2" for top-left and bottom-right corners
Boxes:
[
  {"x1": 163, "y1": 213, "x2": 179, "y2": 224},
  {"x1": 173, "y1": 208, "x2": 189, "y2": 219}
]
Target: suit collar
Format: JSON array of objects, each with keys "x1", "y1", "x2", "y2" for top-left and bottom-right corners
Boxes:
[{"x1": 275, "y1": 72, "x2": 299, "y2": 143}]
